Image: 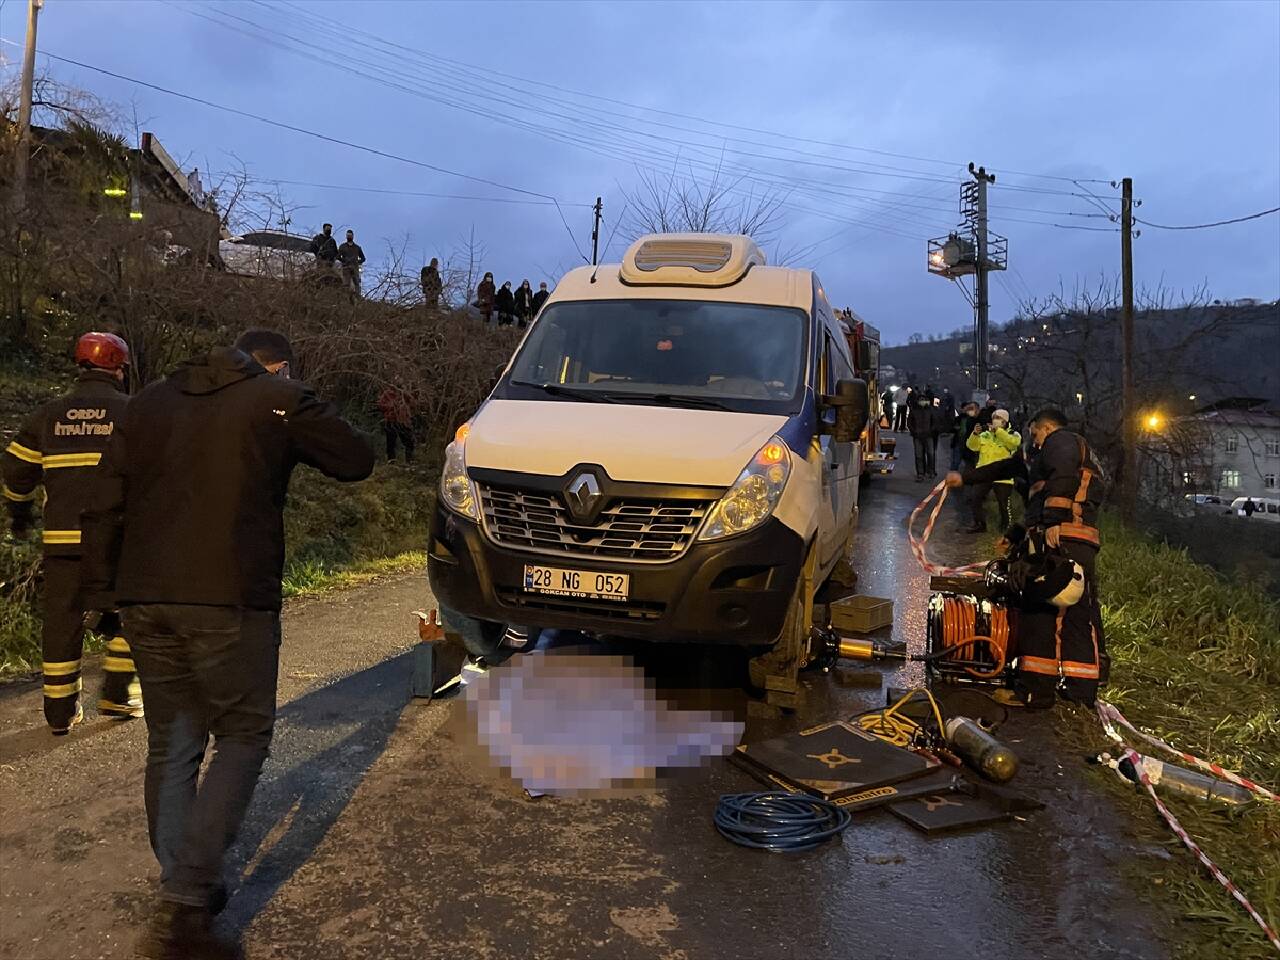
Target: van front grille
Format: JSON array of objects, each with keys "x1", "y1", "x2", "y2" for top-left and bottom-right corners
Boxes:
[{"x1": 478, "y1": 484, "x2": 713, "y2": 563}]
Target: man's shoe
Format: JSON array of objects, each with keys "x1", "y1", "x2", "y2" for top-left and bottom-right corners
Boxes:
[
  {"x1": 136, "y1": 902, "x2": 243, "y2": 960},
  {"x1": 989, "y1": 689, "x2": 1026, "y2": 708},
  {"x1": 49, "y1": 701, "x2": 83, "y2": 736},
  {"x1": 98, "y1": 696, "x2": 144, "y2": 720},
  {"x1": 962, "y1": 524, "x2": 986, "y2": 534}
]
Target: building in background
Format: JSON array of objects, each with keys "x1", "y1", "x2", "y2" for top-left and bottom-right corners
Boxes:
[{"x1": 1145, "y1": 398, "x2": 1280, "y2": 504}]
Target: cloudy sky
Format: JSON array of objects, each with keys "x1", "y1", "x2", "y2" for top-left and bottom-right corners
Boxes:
[{"x1": 3, "y1": 0, "x2": 1278, "y2": 343}]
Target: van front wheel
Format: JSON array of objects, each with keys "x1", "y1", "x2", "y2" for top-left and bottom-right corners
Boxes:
[{"x1": 747, "y1": 575, "x2": 810, "y2": 710}]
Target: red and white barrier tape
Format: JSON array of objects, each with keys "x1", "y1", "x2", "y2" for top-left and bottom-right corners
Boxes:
[
  {"x1": 907, "y1": 481, "x2": 987, "y2": 578},
  {"x1": 1098, "y1": 701, "x2": 1278, "y2": 804},
  {"x1": 1097, "y1": 703, "x2": 1280, "y2": 952}
]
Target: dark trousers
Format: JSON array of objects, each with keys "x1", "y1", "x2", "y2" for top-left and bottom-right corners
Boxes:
[
  {"x1": 969, "y1": 482, "x2": 1012, "y2": 531},
  {"x1": 911, "y1": 434, "x2": 935, "y2": 477},
  {"x1": 1014, "y1": 539, "x2": 1107, "y2": 707},
  {"x1": 383, "y1": 421, "x2": 415, "y2": 462},
  {"x1": 41, "y1": 554, "x2": 137, "y2": 727},
  {"x1": 893, "y1": 405, "x2": 908, "y2": 431},
  {"x1": 121, "y1": 604, "x2": 280, "y2": 908},
  {"x1": 949, "y1": 434, "x2": 965, "y2": 471}
]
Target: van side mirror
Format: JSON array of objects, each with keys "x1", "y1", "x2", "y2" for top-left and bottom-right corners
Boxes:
[
  {"x1": 487, "y1": 363, "x2": 506, "y2": 394},
  {"x1": 820, "y1": 378, "x2": 869, "y2": 443}
]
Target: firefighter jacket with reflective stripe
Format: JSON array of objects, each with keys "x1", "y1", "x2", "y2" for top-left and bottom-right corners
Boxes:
[
  {"x1": 2, "y1": 371, "x2": 128, "y2": 556},
  {"x1": 960, "y1": 427, "x2": 1103, "y2": 544},
  {"x1": 1024, "y1": 429, "x2": 1103, "y2": 534}
]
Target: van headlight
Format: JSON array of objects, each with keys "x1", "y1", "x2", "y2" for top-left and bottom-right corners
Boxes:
[
  {"x1": 699, "y1": 436, "x2": 791, "y2": 541},
  {"x1": 440, "y1": 423, "x2": 478, "y2": 519}
]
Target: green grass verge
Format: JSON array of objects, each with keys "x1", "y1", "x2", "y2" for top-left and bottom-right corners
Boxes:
[
  {"x1": 282, "y1": 550, "x2": 425, "y2": 599},
  {"x1": 1, "y1": 459, "x2": 437, "y2": 678},
  {"x1": 1060, "y1": 515, "x2": 1280, "y2": 960}
]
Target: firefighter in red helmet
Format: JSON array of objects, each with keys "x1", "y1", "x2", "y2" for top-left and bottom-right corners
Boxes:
[{"x1": 2, "y1": 332, "x2": 142, "y2": 733}]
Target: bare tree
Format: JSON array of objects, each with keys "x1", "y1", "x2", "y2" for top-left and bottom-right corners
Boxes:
[
  {"x1": 440, "y1": 225, "x2": 487, "y2": 309},
  {"x1": 1, "y1": 72, "x2": 126, "y2": 135},
  {"x1": 618, "y1": 164, "x2": 789, "y2": 249},
  {"x1": 986, "y1": 277, "x2": 1267, "y2": 493}
]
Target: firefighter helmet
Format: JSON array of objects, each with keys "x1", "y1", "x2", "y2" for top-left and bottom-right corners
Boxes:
[{"x1": 74, "y1": 332, "x2": 130, "y2": 372}]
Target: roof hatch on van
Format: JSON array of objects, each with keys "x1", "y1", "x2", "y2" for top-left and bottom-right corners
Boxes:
[{"x1": 619, "y1": 233, "x2": 766, "y2": 287}]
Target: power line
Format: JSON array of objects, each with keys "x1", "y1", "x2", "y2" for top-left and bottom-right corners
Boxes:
[
  {"x1": 247, "y1": 177, "x2": 591, "y2": 207},
  {"x1": 174, "y1": 4, "x2": 1120, "y2": 239},
  {"x1": 262, "y1": 0, "x2": 1112, "y2": 189},
  {"x1": 158, "y1": 5, "x2": 962, "y2": 238},
  {"x1": 220, "y1": 0, "x2": 1112, "y2": 226},
  {"x1": 1135, "y1": 206, "x2": 1280, "y2": 230},
  {"x1": 0, "y1": 40, "x2": 576, "y2": 205},
  {"x1": 160, "y1": 0, "x2": 1125, "y2": 249}
]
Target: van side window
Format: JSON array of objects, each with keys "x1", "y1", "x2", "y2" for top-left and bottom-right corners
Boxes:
[
  {"x1": 827, "y1": 329, "x2": 855, "y2": 389},
  {"x1": 821, "y1": 333, "x2": 834, "y2": 395}
]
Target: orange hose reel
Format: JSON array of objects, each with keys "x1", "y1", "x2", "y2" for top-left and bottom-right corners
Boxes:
[{"x1": 935, "y1": 595, "x2": 1011, "y2": 680}]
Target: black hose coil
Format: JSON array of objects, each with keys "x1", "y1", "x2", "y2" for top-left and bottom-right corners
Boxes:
[{"x1": 714, "y1": 792, "x2": 852, "y2": 852}]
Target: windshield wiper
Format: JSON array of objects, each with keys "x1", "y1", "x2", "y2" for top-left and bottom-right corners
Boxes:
[
  {"x1": 510, "y1": 381, "x2": 619, "y2": 403},
  {"x1": 639, "y1": 393, "x2": 736, "y2": 411}
]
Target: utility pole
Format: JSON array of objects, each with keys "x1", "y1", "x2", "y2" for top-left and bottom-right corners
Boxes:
[
  {"x1": 971, "y1": 163, "x2": 996, "y2": 395},
  {"x1": 591, "y1": 196, "x2": 603, "y2": 265},
  {"x1": 12, "y1": 0, "x2": 44, "y2": 217},
  {"x1": 1120, "y1": 176, "x2": 1137, "y2": 523},
  {"x1": 927, "y1": 165, "x2": 1006, "y2": 404}
]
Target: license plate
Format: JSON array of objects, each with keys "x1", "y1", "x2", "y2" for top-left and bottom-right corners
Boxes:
[{"x1": 523, "y1": 565, "x2": 630, "y2": 602}]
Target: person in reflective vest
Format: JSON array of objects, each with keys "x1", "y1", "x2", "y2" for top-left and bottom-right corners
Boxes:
[
  {"x1": 2, "y1": 332, "x2": 142, "y2": 733},
  {"x1": 946, "y1": 407, "x2": 1108, "y2": 708}
]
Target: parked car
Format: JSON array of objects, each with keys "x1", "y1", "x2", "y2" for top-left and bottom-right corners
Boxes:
[
  {"x1": 1183, "y1": 493, "x2": 1226, "y2": 513},
  {"x1": 1229, "y1": 496, "x2": 1280, "y2": 521},
  {"x1": 428, "y1": 233, "x2": 870, "y2": 697},
  {"x1": 217, "y1": 230, "x2": 342, "y2": 285}
]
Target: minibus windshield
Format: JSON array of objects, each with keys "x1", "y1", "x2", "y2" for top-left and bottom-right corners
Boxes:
[{"x1": 501, "y1": 299, "x2": 809, "y2": 415}]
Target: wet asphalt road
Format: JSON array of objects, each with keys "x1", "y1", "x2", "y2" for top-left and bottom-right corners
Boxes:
[{"x1": 0, "y1": 440, "x2": 1176, "y2": 960}]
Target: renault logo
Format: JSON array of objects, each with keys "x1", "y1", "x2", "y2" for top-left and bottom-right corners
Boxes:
[{"x1": 565, "y1": 472, "x2": 602, "y2": 519}]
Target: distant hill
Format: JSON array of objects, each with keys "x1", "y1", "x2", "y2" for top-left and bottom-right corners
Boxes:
[{"x1": 882, "y1": 300, "x2": 1280, "y2": 408}]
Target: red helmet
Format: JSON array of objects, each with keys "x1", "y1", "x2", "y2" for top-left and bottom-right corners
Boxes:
[{"x1": 74, "y1": 332, "x2": 130, "y2": 372}]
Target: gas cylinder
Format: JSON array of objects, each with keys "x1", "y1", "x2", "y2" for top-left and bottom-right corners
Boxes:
[{"x1": 945, "y1": 716, "x2": 1019, "y2": 782}]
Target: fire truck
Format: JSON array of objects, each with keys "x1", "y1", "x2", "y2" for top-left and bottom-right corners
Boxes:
[{"x1": 838, "y1": 309, "x2": 895, "y2": 475}]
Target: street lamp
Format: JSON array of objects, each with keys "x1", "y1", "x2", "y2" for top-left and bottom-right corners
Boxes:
[{"x1": 1144, "y1": 412, "x2": 1164, "y2": 432}]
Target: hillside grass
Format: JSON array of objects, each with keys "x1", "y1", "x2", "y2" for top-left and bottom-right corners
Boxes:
[
  {"x1": 1062, "y1": 516, "x2": 1280, "y2": 960},
  {"x1": 1, "y1": 457, "x2": 439, "y2": 678}
]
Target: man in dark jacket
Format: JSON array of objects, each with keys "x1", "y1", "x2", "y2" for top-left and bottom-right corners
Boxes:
[
  {"x1": 308, "y1": 223, "x2": 337, "y2": 264},
  {"x1": 951, "y1": 401, "x2": 979, "y2": 471},
  {"x1": 337, "y1": 229, "x2": 366, "y2": 293},
  {"x1": 495, "y1": 280, "x2": 516, "y2": 326},
  {"x1": 476, "y1": 272, "x2": 496, "y2": 323},
  {"x1": 907, "y1": 390, "x2": 936, "y2": 481},
  {"x1": 420, "y1": 257, "x2": 443, "y2": 308},
  {"x1": 514, "y1": 279, "x2": 535, "y2": 328},
  {"x1": 945, "y1": 407, "x2": 1107, "y2": 709},
  {"x1": 531, "y1": 281, "x2": 550, "y2": 315},
  {"x1": 81, "y1": 329, "x2": 374, "y2": 959},
  {"x1": 3, "y1": 332, "x2": 141, "y2": 732}
]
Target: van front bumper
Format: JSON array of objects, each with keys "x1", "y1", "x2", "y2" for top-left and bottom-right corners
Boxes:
[{"x1": 427, "y1": 504, "x2": 805, "y2": 646}]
